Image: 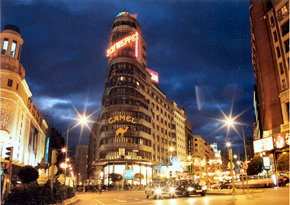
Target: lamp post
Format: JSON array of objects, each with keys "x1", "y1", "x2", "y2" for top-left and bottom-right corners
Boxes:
[
  {"x1": 63, "y1": 115, "x2": 89, "y2": 185},
  {"x1": 225, "y1": 117, "x2": 249, "y2": 191},
  {"x1": 226, "y1": 142, "x2": 236, "y2": 193}
]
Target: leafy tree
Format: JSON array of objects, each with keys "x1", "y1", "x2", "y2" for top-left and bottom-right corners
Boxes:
[
  {"x1": 18, "y1": 166, "x2": 39, "y2": 184},
  {"x1": 277, "y1": 153, "x2": 289, "y2": 172},
  {"x1": 109, "y1": 173, "x2": 123, "y2": 182},
  {"x1": 247, "y1": 156, "x2": 264, "y2": 175},
  {"x1": 134, "y1": 173, "x2": 144, "y2": 181}
]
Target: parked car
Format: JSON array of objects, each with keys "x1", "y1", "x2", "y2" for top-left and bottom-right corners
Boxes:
[
  {"x1": 174, "y1": 180, "x2": 207, "y2": 197},
  {"x1": 145, "y1": 182, "x2": 175, "y2": 199}
]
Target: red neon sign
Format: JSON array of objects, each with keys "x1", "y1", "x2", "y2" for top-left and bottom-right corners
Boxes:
[
  {"x1": 146, "y1": 68, "x2": 159, "y2": 84},
  {"x1": 107, "y1": 32, "x2": 139, "y2": 57}
]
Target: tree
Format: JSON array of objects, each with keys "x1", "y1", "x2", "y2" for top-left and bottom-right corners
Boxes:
[
  {"x1": 134, "y1": 173, "x2": 144, "y2": 181},
  {"x1": 277, "y1": 153, "x2": 289, "y2": 172},
  {"x1": 247, "y1": 156, "x2": 264, "y2": 175},
  {"x1": 109, "y1": 173, "x2": 123, "y2": 182},
  {"x1": 18, "y1": 166, "x2": 39, "y2": 184}
]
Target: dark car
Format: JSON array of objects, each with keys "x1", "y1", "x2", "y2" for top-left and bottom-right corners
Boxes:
[{"x1": 174, "y1": 180, "x2": 207, "y2": 197}]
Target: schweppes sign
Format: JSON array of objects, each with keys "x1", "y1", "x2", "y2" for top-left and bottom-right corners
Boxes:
[{"x1": 108, "y1": 115, "x2": 136, "y2": 124}]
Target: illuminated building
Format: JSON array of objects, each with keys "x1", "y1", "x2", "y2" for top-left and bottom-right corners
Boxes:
[
  {"x1": 0, "y1": 25, "x2": 48, "y2": 167},
  {"x1": 88, "y1": 12, "x2": 191, "y2": 185},
  {"x1": 210, "y1": 143, "x2": 221, "y2": 159},
  {"x1": 250, "y1": 0, "x2": 289, "y2": 165},
  {"x1": 75, "y1": 145, "x2": 88, "y2": 185},
  {"x1": 185, "y1": 120, "x2": 193, "y2": 172},
  {"x1": 192, "y1": 135, "x2": 215, "y2": 160}
]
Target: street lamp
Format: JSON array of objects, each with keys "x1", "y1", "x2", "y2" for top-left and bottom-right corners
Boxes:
[
  {"x1": 64, "y1": 114, "x2": 89, "y2": 185},
  {"x1": 225, "y1": 117, "x2": 249, "y2": 191},
  {"x1": 233, "y1": 154, "x2": 238, "y2": 159},
  {"x1": 225, "y1": 142, "x2": 235, "y2": 193}
]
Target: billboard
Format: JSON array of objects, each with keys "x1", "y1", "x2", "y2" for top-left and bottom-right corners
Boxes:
[
  {"x1": 253, "y1": 137, "x2": 273, "y2": 153},
  {"x1": 28, "y1": 123, "x2": 39, "y2": 165},
  {"x1": 146, "y1": 68, "x2": 159, "y2": 84}
]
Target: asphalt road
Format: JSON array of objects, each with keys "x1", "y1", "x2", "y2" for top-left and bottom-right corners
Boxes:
[{"x1": 73, "y1": 187, "x2": 289, "y2": 205}]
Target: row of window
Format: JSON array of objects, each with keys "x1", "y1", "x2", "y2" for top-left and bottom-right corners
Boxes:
[
  {"x1": 104, "y1": 96, "x2": 148, "y2": 109},
  {"x1": 1, "y1": 38, "x2": 20, "y2": 58},
  {"x1": 101, "y1": 110, "x2": 151, "y2": 123},
  {"x1": 100, "y1": 136, "x2": 152, "y2": 147},
  {"x1": 4, "y1": 79, "x2": 19, "y2": 90},
  {"x1": 109, "y1": 87, "x2": 145, "y2": 100},
  {"x1": 112, "y1": 21, "x2": 137, "y2": 29}
]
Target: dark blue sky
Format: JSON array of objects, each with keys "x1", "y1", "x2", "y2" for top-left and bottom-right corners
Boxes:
[{"x1": 2, "y1": 0, "x2": 255, "y2": 157}]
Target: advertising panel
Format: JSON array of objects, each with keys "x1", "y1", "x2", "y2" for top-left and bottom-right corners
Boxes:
[
  {"x1": 28, "y1": 123, "x2": 39, "y2": 165},
  {"x1": 263, "y1": 157, "x2": 271, "y2": 169},
  {"x1": 146, "y1": 68, "x2": 159, "y2": 84},
  {"x1": 253, "y1": 137, "x2": 273, "y2": 153},
  {"x1": 273, "y1": 134, "x2": 286, "y2": 149}
]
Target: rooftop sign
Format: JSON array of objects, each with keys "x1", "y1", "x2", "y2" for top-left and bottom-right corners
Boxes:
[
  {"x1": 116, "y1": 12, "x2": 137, "y2": 19},
  {"x1": 146, "y1": 68, "x2": 159, "y2": 84},
  {"x1": 107, "y1": 32, "x2": 139, "y2": 57}
]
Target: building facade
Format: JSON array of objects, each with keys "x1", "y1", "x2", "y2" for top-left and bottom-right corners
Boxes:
[
  {"x1": 0, "y1": 25, "x2": 49, "y2": 167},
  {"x1": 89, "y1": 12, "x2": 192, "y2": 185},
  {"x1": 192, "y1": 135, "x2": 215, "y2": 160},
  {"x1": 250, "y1": 0, "x2": 289, "y2": 170},
  {"x1": 75, "y1": 145, "x2": 88, "y2": 185}
]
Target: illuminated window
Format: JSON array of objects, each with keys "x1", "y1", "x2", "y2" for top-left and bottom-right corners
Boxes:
[
  {"x1": 1, "y1": 38, "x2": 8, "y2": 55},
  {"x1": 10, "y1": 41, "x2": 17, "y2": 57},
  {"x1": 7, "y1": 79, "x2": 13, "y2": 87}
]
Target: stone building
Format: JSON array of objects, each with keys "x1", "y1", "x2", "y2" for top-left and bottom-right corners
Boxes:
[
  {"x1": 88, "y1": 12, "x2": 191, "y2": 185},
  {"x1": 0, "y1": 25, "x2": 48, "y2": 167}
]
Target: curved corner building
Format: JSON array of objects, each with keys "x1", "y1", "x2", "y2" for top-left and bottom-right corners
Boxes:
[{"x1": 90, "y1": 12, "x2": 188, "y2": 185}]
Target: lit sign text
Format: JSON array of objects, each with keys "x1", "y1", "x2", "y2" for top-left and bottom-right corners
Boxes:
[
  {"x1": 108, "y1": 115, "x2": 136, "y2": 124},
  {"x1": 107, "y1": 32, "x2": 139, "y2": 57}
]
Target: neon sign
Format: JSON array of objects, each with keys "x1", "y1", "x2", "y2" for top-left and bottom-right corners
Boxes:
[
  {"x1": 107, "y1": 32, "x2": 139, "y2": 57},
  {"x1": 146, "y1": 68, "x2": 159, "y2": 84},
  {"x1": 108, "y1": 115, "x2": 136, "y2": 124}
]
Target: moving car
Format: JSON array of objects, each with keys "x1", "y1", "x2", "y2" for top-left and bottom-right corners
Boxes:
[
  {"x1": 145, "y1": 182, "x2": 176, "y2": 199},
  {"x1": 174, "y1": 180, "x2": 207, "y2": 197}
]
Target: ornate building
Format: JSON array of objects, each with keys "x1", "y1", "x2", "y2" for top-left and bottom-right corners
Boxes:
[
  {"x1": 0, "y1": 25, "x2": 48, "y2": 167},
  {"x1": 88, "y1": 12, "x2": 190, "y2": 185}
]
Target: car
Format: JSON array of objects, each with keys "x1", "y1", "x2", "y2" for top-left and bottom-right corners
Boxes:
[
  {"x1": 174, "y1": 180, "x2": 207, "y2": 197},
  {"x1": 145, "y1": 182, "x2": 176, "y2": 199}
]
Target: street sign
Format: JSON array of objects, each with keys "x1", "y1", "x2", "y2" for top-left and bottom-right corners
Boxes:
[
  {"x1": 227, "y1": 162, "x2": 235, "y2": 169},
  {"x1": 243, "y1": 162, "x2": 248, "y2": 170}
]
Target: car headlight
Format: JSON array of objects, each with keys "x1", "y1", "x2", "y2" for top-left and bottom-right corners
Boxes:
[
  {"x1": 202, "y1": 186, "x2": 207, "y2": 190},
  {"x1": 156, "y1": 188, "x2": 162, "y2": 194},
  {"x1": 169, "y1": 187, "x2": 175, "y2": 193},
  {"x1": 187, "y1": 187, "x2": 194, "y2": 191}
]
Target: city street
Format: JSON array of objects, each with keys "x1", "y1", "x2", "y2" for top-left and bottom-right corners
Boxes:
[{"x1": 73, "y1": 187, "x2": 289, "y2": 205}]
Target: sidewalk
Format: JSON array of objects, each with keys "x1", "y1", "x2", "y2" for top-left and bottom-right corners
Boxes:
[{"x1": 207, "y1": 188, "x2": 264, "y2": 195}]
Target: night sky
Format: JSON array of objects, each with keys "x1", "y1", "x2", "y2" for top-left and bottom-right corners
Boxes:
[{"x1": 1, "y1": 0, "x2": 255, "y2": 158}]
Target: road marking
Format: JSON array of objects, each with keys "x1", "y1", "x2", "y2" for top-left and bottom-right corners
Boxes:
[
  {"x1": 113, "y1": 199, "x2": 127, "y2": 203},
  {"x1": 94, "y1": 197, "x2": 105, "y2": 205}
]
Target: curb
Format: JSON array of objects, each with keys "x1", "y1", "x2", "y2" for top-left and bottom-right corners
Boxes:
[
  {"x1": 207, "y1": 189, "x2": 264, "y2": 195},
  {"x1": 62, "y1": 196, "x2": 79, "y2": 204}
]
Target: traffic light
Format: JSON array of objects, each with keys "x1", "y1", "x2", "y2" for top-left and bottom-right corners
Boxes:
[{"x1": 5, "y1": 147, "x2": 13, "y2": 161}]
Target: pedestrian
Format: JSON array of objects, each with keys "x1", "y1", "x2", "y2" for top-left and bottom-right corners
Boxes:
[{"x1": 98, "y1": 183, "x2": 102, "y2": 194}]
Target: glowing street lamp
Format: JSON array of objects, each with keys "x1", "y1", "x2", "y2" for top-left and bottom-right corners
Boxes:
[
  {"x1": 169, "y1": 147, "x2": 174, "y2": 152},
  {"x1": 226, "y1": 142, "x2": 231, "y2": 147},
  {"x1": 61, "y1": 147, "x2": 67, "y2": 153},
  {"x1": 233, "y1": 154, "x2": 238, "y2": 159}
]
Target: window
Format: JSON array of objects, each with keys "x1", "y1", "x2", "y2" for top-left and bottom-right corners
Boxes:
[
  {"x1": 281, "y1": 21, "x2": 289, "y2": 36},
  {"x1": 16, "y1": 83, "x2": 19, "y2": 90},
  {"x1": 284, "y1": 40, "x2": 289, "y2": 53},
  {"x1": 273, "y1": 31, "x2": 278, "y2": 42},
  {"x1": 276, "y1": 47, "x2": 281, "y2": 58},
  {"x1": 10, "y1": 41, "x2": 17, "y2": 57},
  {"x1": 7, "y1": 79, "x2": 13, "y2": 87},
  {"x1": 1, "y1": 38, "x2": 8, "y2": 55},
  {"x1": 279, "y1": 63, "x2": 284, "y2": 75},
  {"x1": 270, "y1": 16, "x2": 275, "y2": 27}
]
